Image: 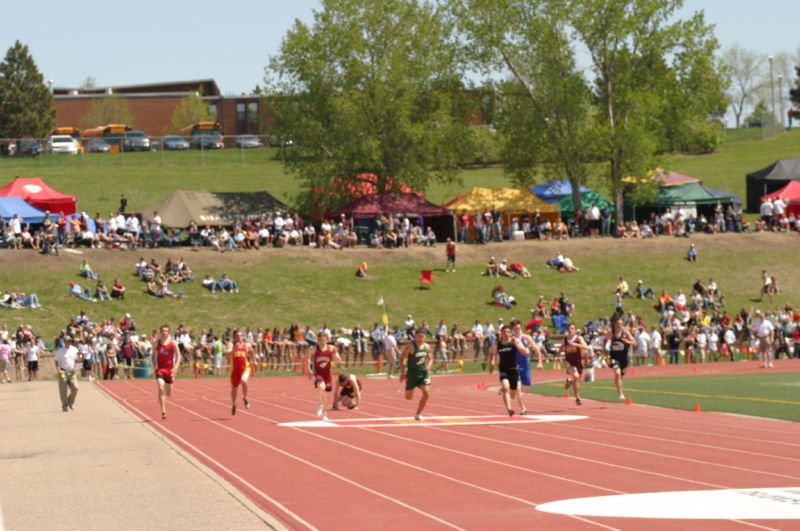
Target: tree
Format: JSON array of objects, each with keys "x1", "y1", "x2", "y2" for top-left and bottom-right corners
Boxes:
[
  {"x1": 80, "y1": 76, "x2": 97, "y2": 90},
  {"x1": 745, "y1": 99, "x2": 777, "y2": 127},
  {"x1": 570, "y1": 0, "x2": 725, "y2": 225},
  {"x1": 169, "y1": 92, "x2": 211, "y2": 133},
  {"x1": 78, "y1": 96, "x2": 135, "y2": 129},
  {"x1": 266, "y1": 0, "x2": 473, "y2": 213},
  {"x1": 454, "y1": 0, "x2": 596, "y2": 216},
  {"x1": 721, "y1": 45, "x2": 765, "y2": 128},
  {"x1": 0, "y1": 40, "x2": 55, "y2": 138}
]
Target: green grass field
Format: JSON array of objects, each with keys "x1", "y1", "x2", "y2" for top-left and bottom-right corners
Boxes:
[
  {"x1": 535, "y1": 371, "x2": 800, "y2": 422},
  {"x1": 1, "y1": 129, "x2": 798, "y2": 215}
]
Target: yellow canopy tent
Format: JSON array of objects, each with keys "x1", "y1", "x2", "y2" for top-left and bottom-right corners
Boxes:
[{"x1": 445, "y1": 187, "x2": 560, "y2": 239}]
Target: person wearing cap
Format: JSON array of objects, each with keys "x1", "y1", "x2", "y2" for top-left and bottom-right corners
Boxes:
[
  {"x1": 687, "y1": 243, "x2": 698, "y2": 263},
  {"x1": 498, "y1": 259, "x2": 516, "y2": 278},
  {"x1": 68, "y1": 281, "x2": 95, "y2": 302},
  {"x1": 483, "y1": 257, "x2": 499, "y2": 277},
  {"x1": 636, "y1": 280, "x2": 655, "y2": 300},
  {"x1": 55, "y1": 337, "x2": 80, "y2": 412}
]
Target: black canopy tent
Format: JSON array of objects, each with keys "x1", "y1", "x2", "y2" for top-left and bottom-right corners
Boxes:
[{"x1": 746, "y1": 158, "x2": 800, "y2": 212}]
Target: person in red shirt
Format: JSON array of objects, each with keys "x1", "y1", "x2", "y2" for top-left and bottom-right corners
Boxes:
[
  {"x1": 228, "y1": 329, "x2": 254, "y2": 416},
  {"x1": 309, "y1": 331, "x2": 342, "y2": 420},
  {"x1": 152, "y1": 324, "x2": 181, "y2": 420},
  {"x1": 445, "y1": 237, "x2": 457, "y2": 272}
]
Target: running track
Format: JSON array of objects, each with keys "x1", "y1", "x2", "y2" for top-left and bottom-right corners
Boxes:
[{"x1": 99, "y1": 364, "x2": 800, "y2": 530}]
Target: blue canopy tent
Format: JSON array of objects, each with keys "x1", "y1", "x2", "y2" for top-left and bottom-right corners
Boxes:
[
  {"x1": 0, "y1": 196, "x2": 50, "y2": 224},
  {"x1": 703, "y1": 185, "x2": 742, "y2": 211},
  {"x1": 532, "y1": 180, "x2": 591, "y2": 203}
]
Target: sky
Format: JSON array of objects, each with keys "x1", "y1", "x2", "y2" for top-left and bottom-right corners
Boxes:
[{"x1": 0, "y1": 0, "x2": 797, "y2": 98}]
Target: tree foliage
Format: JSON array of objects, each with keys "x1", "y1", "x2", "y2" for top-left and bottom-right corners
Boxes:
[
  {"x1": 721, "y1": 45, "x2": 766, "y2": 128},
  {"x1": 0, "y1": 40, "x2": 55, "y2": 138},
  {"x1": 78, "y1": 96, "x2": 135, "y2": 130},
  {"x1": 266, "y1": 0, "x2": 473, "y2": 213},
  {"x1": 169, "y1": 92, "x2": 211, "y2": 134}
]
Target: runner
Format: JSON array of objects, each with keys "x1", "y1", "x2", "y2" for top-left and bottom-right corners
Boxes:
[
  {"x1": 511, "y1": 320, "x2": 538, "y2": 415},
  {"x1": 152, "y1": 324, "x2": 182, "y2": 420},
  {"x1": 228, "y1": 329, "x2": 255, "y2": 416},
  {"x1": 488, "y1": 325, "x2": 528, "y2": 416},
  {"x1": 310, "y1": 331, "x2": 342, "y2": 420},
  {"x1": 400, "y1": 329, "x2": 432, "y2": 421},
  {"x1": 606, "y1": 318, "x2": 636, "y2": 400},
  {"x1": 332, "y1": 372, "x2": 362, "y2": 410},
  {"x1": 561, "y1": 323, "x2": 590, "y2": 406}
]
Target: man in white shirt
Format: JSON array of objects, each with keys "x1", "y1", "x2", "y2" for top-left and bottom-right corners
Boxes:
[
  {"x1": 649, "y1": 326, "x2": 662, "y2": 365},
  {"x1": 634, "y1": 326, "x2": 650, "y2": 366},
  {"x1": 759, "y1": 199, "x2": 773, "y2": 223},
  {"x1": 382, "y1": 328, "x2": 399, "y2": 379},
  {"x1": 756, "y1": 312, "x2": 775, "y2": 368},
  {"x1": 55, "y1": 337, "x2": 80, "y2": 411}
]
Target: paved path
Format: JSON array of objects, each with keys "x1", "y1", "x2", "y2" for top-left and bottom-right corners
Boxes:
[{"x1": 0, "y1": 380, "x2": 280, "y2": 530}]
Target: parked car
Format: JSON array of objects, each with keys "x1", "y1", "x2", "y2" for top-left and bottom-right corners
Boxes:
[
  {"x1": 267, "y1": 135, "x2": 294, "y2": 148},
  {"x1": 122, "y1": 130, "x2": 151, "y2": 152},
  {"x1": 161, "y1": 135, "x2": 190, "y2": 150},
  {"x1": 15, "y1": 139, "x2": 44, "y2": 156},
  {"x1": 86, "y1": 139, "x2": 111, "y2": 153},
  {"x1": 49, "y1": 135, "x2": 79, "y2": 155},
  {"x1": 234, "y1": 134, "x2": 264, "y2": 148},
  {"x1": 191, "y1": 134, "x2": 224, "y2": 150}
]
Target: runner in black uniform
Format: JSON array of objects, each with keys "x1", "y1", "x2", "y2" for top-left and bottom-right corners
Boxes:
[
  {"x1": 488, "y1": 325, "x2": 528, "y2": 416},
  {"x1": 607, "y1": 318, "x2": 636, "y2": 400}
]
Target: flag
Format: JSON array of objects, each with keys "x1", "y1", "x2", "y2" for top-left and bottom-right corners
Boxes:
[
  {"x1": 382, "y1": 312, "x2": 389, "y2": 327},
  {"x1": 377, "y1": 296, "x2": 384, "y2": 306}
]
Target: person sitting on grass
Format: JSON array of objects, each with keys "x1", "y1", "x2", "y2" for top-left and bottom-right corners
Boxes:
[
  {"x1": 69, "y1": 281, "x2": 95, "y2": 302},
  {"x1": 110, "y1": 279, "x2": 126, "y2": 300},
  {"x1": 483, "y1": 257, "x2": 499, "y2": 277},
  {"x1": 355, "y1": 262, "x2": 368, "y2": 278},
  {"x1": 219, "y1": 273, "x2": 239, "y2": 293},
  {"x1": 16, "y1": 292, "x2": 42, "y2": 309},
  {"x1": 687, "y1": 243, "x2": 698, "y2": 263},
  {"x1": 498, "y1": 259, "x2": 516, "y2": 279},
  {"x1": 509, "y1": 262, "x2": 532, "y2": 278},
  {"x1": 636, "y1": 280, "x2": 656, "y2": 300},
  {"x1": 159, "y1": 276, "x2": 183, "y2": 298},
  {"x1": 202, "y1": 275, "x2": 223, "y2": 293},
  {"x1": 79, "y1": 259, "x2": 99, "y2": 280},
  {"x1": 491, "y1": 285, "x2": 517, "y2": 309},
  {"x1": 95, "y1": 281, "x2": 112, "y2": 301},
  {"x1": 146, "y1": 278, "x2": 162, "y2": 298}
]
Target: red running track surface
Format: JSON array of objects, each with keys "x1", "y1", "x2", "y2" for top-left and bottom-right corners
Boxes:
[{"x1": 99, "y1": 362, "x2": 800, "y2": 530}]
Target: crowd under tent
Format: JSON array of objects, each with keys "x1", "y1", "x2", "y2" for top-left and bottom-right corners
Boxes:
[
  {"x1": 0, "y1": 197, "x2": 52, "y2": 224},
  {"x1": 746, "y1": 158, "x2": 800, "y2": 212},
  {"x1": 762, "y1": 180, "x2": 800, "y2": 217},
  {"x1": 140, "y1": 190, "x2": 288, "y2": 228}
]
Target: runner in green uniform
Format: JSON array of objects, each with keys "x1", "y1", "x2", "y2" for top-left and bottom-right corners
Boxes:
[{"x1": 400, "y1": 329, "x2": 432, "y2": 421}]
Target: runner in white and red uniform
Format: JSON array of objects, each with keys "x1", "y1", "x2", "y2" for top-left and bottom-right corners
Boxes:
[
  {"x1": 228, "y1": 329, "x2": 254, "y2": 416},
  {"x1": 310, "y1": 331, "x2": 342, "y2": 421},
  {"x1": 152, "y1": 324, "x2": 181, "y2": 420}
]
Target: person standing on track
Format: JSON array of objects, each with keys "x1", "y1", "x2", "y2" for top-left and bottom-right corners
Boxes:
[
  {"x1": 607, "y1": 318, "x2": 636, "y2": 400},
  {"x1": 228, "y1": 329, "x2": 255, "y2": 416},
  {"x1": 54, "y1": 337, "x2": 79, "y2": 412},
  {"x1": 562, "y1": 323, "x2": 590, "y2": 406},
  {"x1": 489, "y1": 325, "x2": 528, "y2": 416},
  {"x1": 153, "y1": 324, "x2": 182, "y2": 420},
  {"x1": 310, "y1": 331, "x2": 342, "y2": 420},
  {"x1": 400, "y1": 329, "x2": 433, "y2": 421},
  {"x1": 332, "y1": 372, "x2": 362, "y2": 410}
]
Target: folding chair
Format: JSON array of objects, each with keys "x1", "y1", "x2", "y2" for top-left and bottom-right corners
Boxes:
[{"x1": 419, "y1": 269, "x2": 434, "y2": 289}]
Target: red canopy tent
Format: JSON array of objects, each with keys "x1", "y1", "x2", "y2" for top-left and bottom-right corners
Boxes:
[
  {"x1": 763, "y1": 180, "x2": 800, "y2": 217},
  {"x1": 0, "y1": 177, "x2": 77, "y2": 215}
]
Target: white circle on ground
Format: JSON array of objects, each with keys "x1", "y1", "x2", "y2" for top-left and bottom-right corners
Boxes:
[{"x1": 537, "y1": 487, "x2": 800, "y2": 520}]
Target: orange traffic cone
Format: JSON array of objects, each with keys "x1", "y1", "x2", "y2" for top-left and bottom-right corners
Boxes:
[
  {"x1": 692, "y1": 366, "x2": 699, "y2": 374},
  {"x1": 376, "y1": 356, "x2": 383, "y2": 374},
  {"x1": 693, "y1": 402, "x2": 701, "y2": 413},
  {"x1": 565, "y1": 390, "x2": 571, "y2": 399},
  {"x1": 626, "y1": 396, "x2": 633, "y2": 406}
]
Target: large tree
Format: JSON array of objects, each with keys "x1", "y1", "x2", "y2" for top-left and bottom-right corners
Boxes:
[
  {"x1": 78, "y1": 96, "x2": 135, "y2": 130},
  {"x1": 266, "y1": 0, "x2": 472, "y2": 213},
  {"x1": 570, "y1": 0, "x2": 725, "y2": 225},
  {"x1": 0, "y1": 40, "x2": 55, "y2": 138},
  {"x1": 454, "y1": 0, "x2": 596, "y2": 215},
  {"x1": 721, "y1": 45, "x2": 765, "y2": 129}
]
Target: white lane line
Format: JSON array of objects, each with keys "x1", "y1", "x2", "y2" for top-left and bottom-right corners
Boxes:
[{"x1": 101, "y1": 383, "x2": 312, "y2": 530}]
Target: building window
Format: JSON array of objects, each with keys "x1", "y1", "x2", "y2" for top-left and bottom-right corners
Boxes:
[
  {"x1": 208, "y1": 103, "x2": 217, "y2": 119},
  {"x1": 247, "y1": 102, "x2": 259, "y2": 133},
  {"x1": 236, "y1": 103, "x2": 246, "y2": 134}
]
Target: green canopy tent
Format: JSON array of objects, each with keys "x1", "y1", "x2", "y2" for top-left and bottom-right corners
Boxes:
[
  {"x1": 627, "y1": 182, "x2": 737, "y2": 220},
  {"x1": 557, "y1": 190, "x2": 611, "y2": 218}
]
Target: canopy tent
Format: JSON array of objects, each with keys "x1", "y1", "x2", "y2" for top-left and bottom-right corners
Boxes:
[
  {"x1": 309, "y1": 173, "x2": 421, "y2": 219},
  {"x1": 703, "y1": 185, "x2": 742, "y2": 210},
  {"x1": 532, "y1": 180, "x2": 591, "y2": 203},
  {"x1": 746, "y1": 158, "x2": 800, "y2": 212},
  {"x1": 446, "y1": 187, "x2": 560, "y2": 222},
  {"x1": 623, "y1": 169, "x2": 702, "y2": 187},
  {"x1": 332, "y1": 192, "x2": 455, "y2": 241},
  {"x1": 627, "y1": 182, "x2": 738, "y2": 221},
  {"x1": 763, "y1": 180, "x2": 800, "y2": 217},
  {"x1": 0, "y1": 177, "x2": 77, "y2": 215},
  {"x1": 140, "y1": 190, "x2": 288, "y2": 228},
  {"x1": 557, "y1": 190, "x2": 611, "y2": 218},
  {"x1": 0, "y1": 197, "x2": 51, "y2": 224}
]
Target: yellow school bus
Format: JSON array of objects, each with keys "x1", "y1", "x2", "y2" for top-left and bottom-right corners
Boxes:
[{"x1": 82, "y1": 124, "x2": 132, "y2": 153}]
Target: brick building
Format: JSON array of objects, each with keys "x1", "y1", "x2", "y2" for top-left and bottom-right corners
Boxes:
[{"x1": 52, "y1": 79, "x2": 275, "y2": 139}]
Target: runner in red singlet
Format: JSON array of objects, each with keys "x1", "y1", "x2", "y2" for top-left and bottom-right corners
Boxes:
[
  {"x1": 309, "y1": 331, "x2": 342, "y2": 421},
  {"x1": 152, "y1": 324, "x2": 182, "y2": 419},
  {"x1": 228, "y1": 329, "x2": 254, "y2": 416}
]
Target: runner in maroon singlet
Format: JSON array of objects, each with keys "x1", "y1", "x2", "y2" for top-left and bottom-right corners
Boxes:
[{"x1": 152, "y1": 324, "x2": 182, "y2": 419}]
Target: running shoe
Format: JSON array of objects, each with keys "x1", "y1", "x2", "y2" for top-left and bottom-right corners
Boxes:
[
  {"x1": 508, "y1": 409, "x2": 515, "y2": 417},
  {"x1": 316, "y1": 404, "x2": 324, "y2": 418},
  {"x1": 244, "y1": 398, "x2": 250, "y2": 409},
  {"x1": 414, "y1": 413, "x2": 423, "y2": 421},
  {"x1": 519, "y1": 410, "x2": 529, "y2": 416},
  {"x1": 162, "y1": 412, "x2": 167, "y2": 420},
  {"x1": 618, "y1": 394, "x2": 626, "y2": 401},
  {"x1": 332, "y1": 404, "x2": 340, "y2": 411},
  {"x1": 232, "y1": 405, "x2": 237, "y2": 416},
  {"x1": 575, "y1": 398, "x2": 582, "y2": 406},
  {"x1": 321, "y1": 413, "x2": 329, "y2": 421}
]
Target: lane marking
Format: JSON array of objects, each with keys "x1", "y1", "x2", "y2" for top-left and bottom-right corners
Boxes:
[
  {"x1": 537, "y1": 487, "x2": 800, "y2": 520},
  {"x1": 279, "y1": 414, "x2": 587, "y2": 428}
]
